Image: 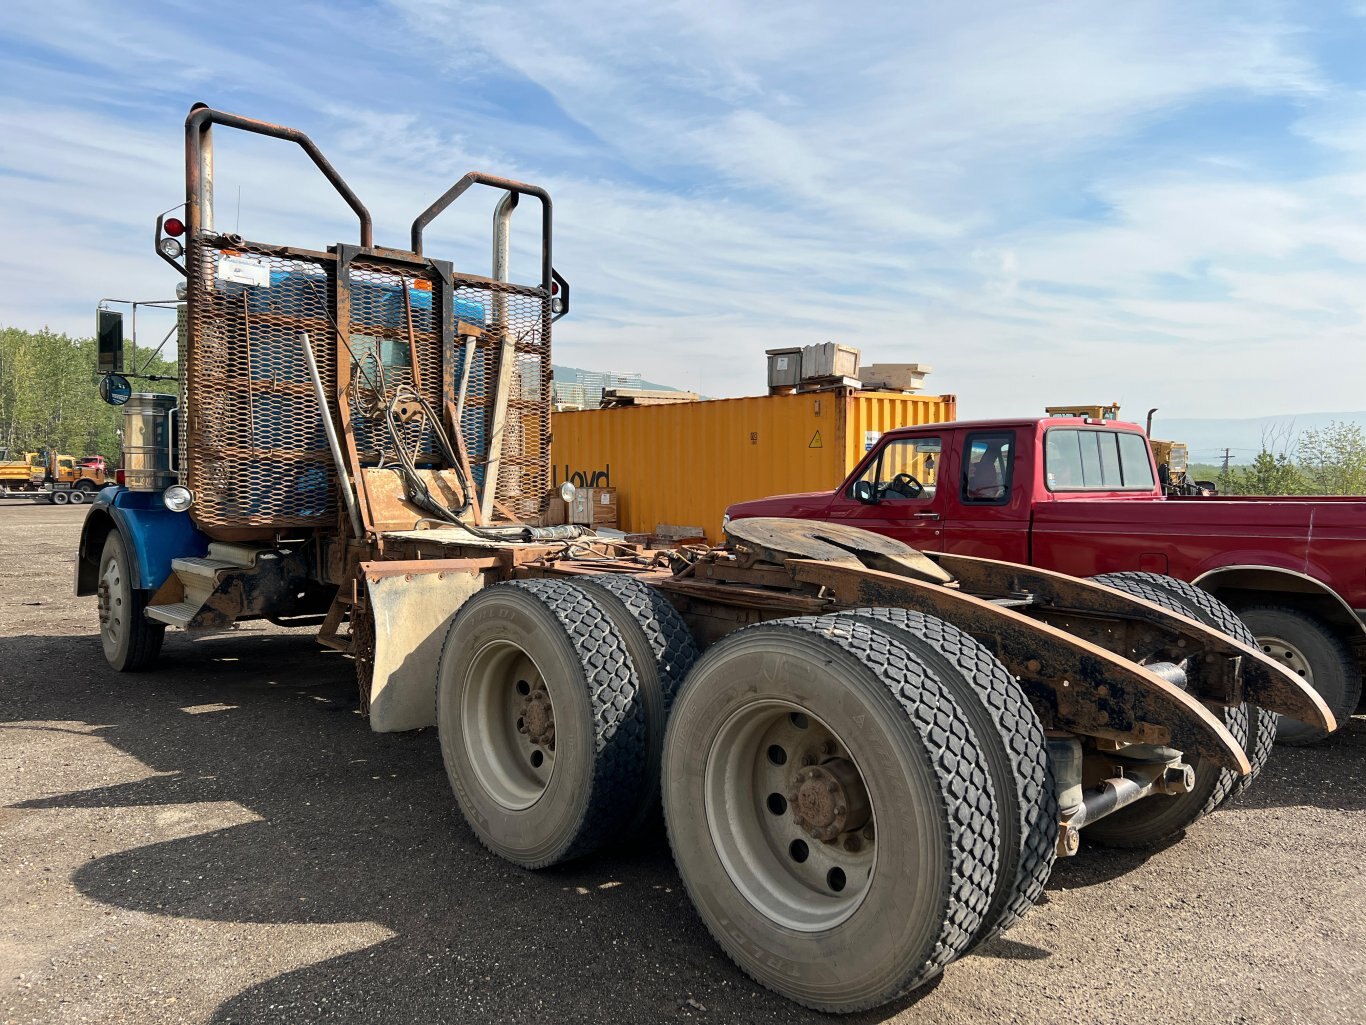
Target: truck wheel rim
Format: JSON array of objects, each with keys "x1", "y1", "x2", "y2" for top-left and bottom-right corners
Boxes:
[
  {"x1": 98, "y1": 554, "x2": 125, "y2": 651},
  {"x1": 462, "y1": 640, "x2": 556, "y2": 811},
  {"x1": 704, "y1": 701, "x2": 877, "y2": 932},
  {"x1": 1255, "y1": 634, "x2": 1314, "y2": 686}
]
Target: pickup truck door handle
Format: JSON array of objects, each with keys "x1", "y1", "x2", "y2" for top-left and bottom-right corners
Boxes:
[{"x1": 913, "y1": 512, "x2": 940, "y2": 520}]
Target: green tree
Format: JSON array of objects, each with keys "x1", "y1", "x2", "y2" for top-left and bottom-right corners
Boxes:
[
  {"x1": 0, "y1": 326, "x2": 177, "y2": 465},
  {"x1": 1226, "y1": 450, "x2": 1305, "y2": 496},
  {"x1": 1297, "y1": 421, "x2": 1366, "y2": 496}
]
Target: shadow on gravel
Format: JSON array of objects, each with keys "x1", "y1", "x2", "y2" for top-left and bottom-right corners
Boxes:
[
  {"x1": 2, "y1": 629, "x2": 945, "y2": 1025},
  {"x1": 1238, "y1": 717, "x2": 1366, "y2": 813}
]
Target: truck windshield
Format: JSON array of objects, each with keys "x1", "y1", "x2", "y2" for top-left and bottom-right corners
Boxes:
[{"x1": 1045, "y1": 428, "x2": 1155, "y2": 491}]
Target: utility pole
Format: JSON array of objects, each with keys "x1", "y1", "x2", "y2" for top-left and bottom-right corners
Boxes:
[{"x1": 1221, "y1": 448, "x2": 1231, "y2": 474}]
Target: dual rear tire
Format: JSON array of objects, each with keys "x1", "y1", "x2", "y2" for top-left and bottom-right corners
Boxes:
[
  {"x1": 435, "y1": 576, "x2": 696, "y2": 868},
  {"x1": 436, "y1": 586, "x2": 1053, "y2": 1013}
]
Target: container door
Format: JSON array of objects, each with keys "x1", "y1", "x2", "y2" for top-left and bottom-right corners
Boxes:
[{"x1": 826, "y1": 434, "x2": 947, "y2": 552}]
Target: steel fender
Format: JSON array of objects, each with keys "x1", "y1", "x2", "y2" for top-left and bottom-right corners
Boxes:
[
  {"x1": 787, "y1": 559, "x2": 1252, "y2": 774},
  {"x1": 363, "y1": 560, "x2": 490, "y2": 733},
  {"x1": 937, "y1": 553, "x2": 1336, "y2": 733},
  {"x1": 76, "y1": 488, "x2": 210, "y2": 593}
]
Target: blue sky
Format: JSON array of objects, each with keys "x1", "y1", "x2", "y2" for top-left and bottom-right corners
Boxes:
[{"x1": 3, "y1": 1, "x2": 1366, "y2": 417}]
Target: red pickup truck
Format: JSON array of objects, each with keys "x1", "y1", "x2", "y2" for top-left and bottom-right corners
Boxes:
[{"x1": 726, "y1": 415, "x2": 1365, "y2": 743}]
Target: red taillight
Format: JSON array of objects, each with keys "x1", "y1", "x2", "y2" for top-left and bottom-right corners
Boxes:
[
  {"x1": 551, "y1": 280, "x2": 559, "y2": 295},
  {"x1": 164, "y1": 217, "x2": 185, "y2": 237},
  {"x1": 115, "y1": 468, "x2": 125, "y2": 486}
]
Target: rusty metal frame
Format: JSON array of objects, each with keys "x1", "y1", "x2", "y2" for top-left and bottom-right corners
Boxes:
[
  {"x1": 409, "y1": 172, "x2": 553, "y2": 292},
  {"x1": 184, "y1": 104, "x2": 372, "y2": 246},
  {"x1": 783, "y1": 559, "x2": 1250, "y2": 772},
  {"x1": 936, "y1": 553, "x2": 1333, "y2": 726}
]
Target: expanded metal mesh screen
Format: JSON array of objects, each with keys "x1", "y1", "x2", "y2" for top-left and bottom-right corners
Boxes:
[
  {"x1": 184, "y1": 239, "x2": 337, "y2": 528},
  {"x1": 183, "y1": 237, "x2": 552, "y2": 534},
  {"x1": 450, "y1": 278, "x2": 551, "y2": 523}
]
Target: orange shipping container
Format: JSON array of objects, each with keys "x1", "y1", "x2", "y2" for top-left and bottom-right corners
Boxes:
[{"x1": 550, "y1": 389, "x2": 957, "y2": 541}]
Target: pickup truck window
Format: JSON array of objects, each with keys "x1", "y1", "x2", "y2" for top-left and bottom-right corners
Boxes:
[
  {"x1": 849, "y1": 436, "x2": 941, "y2": 502},
  {"x1": 1045, "y1": 428, "x2": 1156, "y2": 491},
  {"x1": 961, "y1": 431, "x2": 1014, "y2": 504}
]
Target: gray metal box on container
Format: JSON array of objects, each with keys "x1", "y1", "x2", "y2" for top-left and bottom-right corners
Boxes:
[
  {"x1": 765, "y1": 347, "x2": 803, "y2": 388},
  {"x1": 800, "y1": 342, "x2": 860, "y2": 381}
]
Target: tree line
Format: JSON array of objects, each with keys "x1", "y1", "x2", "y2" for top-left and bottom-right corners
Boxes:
[
  {"x1": 1212, "y1": 421, "x2": 1366, "y2": 496},
  {"x1": 0, "y1": 327, "x2": 177, "y2": 464}
]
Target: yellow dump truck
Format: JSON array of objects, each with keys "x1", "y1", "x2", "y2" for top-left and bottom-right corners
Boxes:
[
  {"x1": 2, "y1": 451, "x2": 109, "y2": 501},
  {"x1": 0, "y1": 451, "x2": 46, "y2": 493}
]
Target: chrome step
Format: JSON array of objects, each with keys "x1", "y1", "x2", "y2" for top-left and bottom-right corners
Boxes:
[
  {"x1": 145, "y1": 600, "x2": 202, "y2": 627},
  {"x1": 170, "y1": 556, "x2": 242, "y2": 580}
]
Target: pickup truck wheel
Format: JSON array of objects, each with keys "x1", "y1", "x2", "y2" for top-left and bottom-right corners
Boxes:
[
  {"x1": 662, "y1": 616, "x2": 998, "y2": 1012},
  {"x1": 1237, "y1": 605, "x2": 1359, "y2": 746},
  {"x1": 1095, "y1": 571, "x2": 1276, "y2": 805},
  {"x1": 1085, "y1": 574, "x2": 1251, "y2": 846},
  {"x1": 97, "y1": 530, "x2": 165, "y2": 671},
  {"x1": 435, "y1": 579, "x2": 648, "y2": 868},
  {"x1": 836, "y1": 608, "x2": 1056, "y2": 946},
  {"x1": 575, "y1": 574, "x2": 699, "y2": 837}
]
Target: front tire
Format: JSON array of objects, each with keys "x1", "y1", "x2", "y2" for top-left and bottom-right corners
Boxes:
[
  {"x1": 1238, "y1": 605, "x2": 1359, "y2": 746},
  {"x1": 663, "y1": 616, "x2": 998, "y2": 1012},
  {"x1": 97, "y1": 530, "x2": 164, "y2": 671}
]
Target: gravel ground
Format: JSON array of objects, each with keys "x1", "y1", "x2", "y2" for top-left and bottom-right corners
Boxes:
[{"x1": 1, "y1": 502, "x2": 1363, "y2": 1025}]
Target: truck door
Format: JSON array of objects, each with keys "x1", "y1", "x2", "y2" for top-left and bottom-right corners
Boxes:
[
  {"x1": 942, "y1": 428, "x2": 1030, "y2": 561},
  {"x1": 826, "y1": 433, "x2": 947, "y2": 552}
]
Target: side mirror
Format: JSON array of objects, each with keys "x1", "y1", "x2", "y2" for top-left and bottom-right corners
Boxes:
[
  {"x1": 852, "y1": 480, "x2": 878, "y2": 505},
  {"x1": 97, "y1": 309, "x2": 124, "y2": 374}
]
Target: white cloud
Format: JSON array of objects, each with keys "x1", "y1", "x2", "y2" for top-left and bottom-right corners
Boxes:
[{"x1": 2, "y1": 0, "x2": 1365, "y2": 420}]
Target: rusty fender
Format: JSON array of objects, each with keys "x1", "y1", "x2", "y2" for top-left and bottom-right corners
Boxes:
[
  {"x1": 361, "y1": 558, "x2": 497, "y2": 733},
  {"x1": 936, "y1": 553, "x2": 1334, "y2": 733},
  {"x1": 787, "y1": 559, "x2": 1251, "y2": 773}
]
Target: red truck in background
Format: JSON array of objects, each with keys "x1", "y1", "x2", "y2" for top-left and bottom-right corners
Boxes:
[{"x1": 726, "y1": 415, "x2": 1366, "y2": 744}]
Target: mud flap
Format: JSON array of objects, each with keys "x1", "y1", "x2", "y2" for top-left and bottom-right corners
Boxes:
[{"x1": 362, "y1": 560, "x2": 491, "y2": 732}]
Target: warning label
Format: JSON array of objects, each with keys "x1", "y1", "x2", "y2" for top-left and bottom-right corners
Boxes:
[{"x1": 809, "y1": 431, "x2": 823, "y2": 449}]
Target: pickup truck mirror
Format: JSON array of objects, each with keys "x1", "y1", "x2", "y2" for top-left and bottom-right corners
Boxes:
[{"x1": 851, "y1": 480, "x2": 878, "y2": 505}]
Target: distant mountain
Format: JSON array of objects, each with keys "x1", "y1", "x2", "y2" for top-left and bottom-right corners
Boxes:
[
  {"x1": 552, "y1": 364, "x2": 680, "y2": 393},
  {"x1": 1148, "y1": 411, "x2": 1366, "y2": 465}
]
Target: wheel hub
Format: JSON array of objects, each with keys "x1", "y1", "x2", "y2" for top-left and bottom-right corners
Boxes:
[
  {"x1": 788, "y1": 758, "x2": 870, "y2": 842},
  {"x1": 520, "y1": 687, "x2": 556, "y2": 749},
  {"x1": 1256, "y1": 634, "x2": 1314, "y2": 685},
  {"x1": 97, "y1": 580, "x2": 111, "y2": 627}
]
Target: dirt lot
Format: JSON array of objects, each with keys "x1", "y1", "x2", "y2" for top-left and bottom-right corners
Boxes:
[{"x1": 1, "y1": 502, "x2": 1363, "y2": 1025}]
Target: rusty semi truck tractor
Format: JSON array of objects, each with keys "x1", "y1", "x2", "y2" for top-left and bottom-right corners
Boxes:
[{"x1": 73, "y1": 106, "x2": 1331, "y2": 1015}]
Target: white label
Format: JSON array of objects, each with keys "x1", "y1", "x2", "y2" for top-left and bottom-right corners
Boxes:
[
  {"x1": 600, "y1": 492, "x2": 611, "y2": 504},
  {"x1": 217, "y1": 256, "x2": 271, "y2": 287},
  {"x1": 864, "y1": 430, "x2": 881, "y2": 452},
  {"x1": 775, "y1": 357, "x2": 789, "y2": 370}
]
